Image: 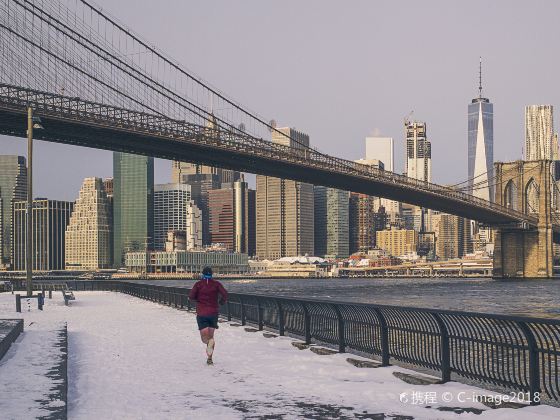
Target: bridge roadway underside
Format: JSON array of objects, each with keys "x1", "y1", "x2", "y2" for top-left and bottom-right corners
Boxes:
[{"x1": 1, "y1": 107, "x2": 559, "y2": 243}]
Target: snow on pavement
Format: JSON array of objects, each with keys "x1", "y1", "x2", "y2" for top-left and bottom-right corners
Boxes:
[
  {"x1": 1, "y1": 291, "x2": 560, "y2": 419},
  {"x1": 0, "y1": 300, "x2": 66, "y2": 419}
]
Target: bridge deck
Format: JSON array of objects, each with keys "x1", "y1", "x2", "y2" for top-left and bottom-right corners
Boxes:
[{"x1": 0, "y1": 83, "x2": 553, "y2": 236}]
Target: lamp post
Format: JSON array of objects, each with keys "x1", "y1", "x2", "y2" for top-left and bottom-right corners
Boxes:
[
  {"x1": 26, "y1": 107, "x2": 33, "y2": 297},
  {"x1": 26, "y1": 107, "x2": 43, "y2": 297}
]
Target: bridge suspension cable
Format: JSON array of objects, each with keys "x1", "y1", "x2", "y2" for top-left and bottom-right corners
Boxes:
[
  {"x1": 0, "y1": 0, "x2": 316, "y2": 153},
  {"x1": 0, "y1": 0, "x2": 554, "y2": 232}
]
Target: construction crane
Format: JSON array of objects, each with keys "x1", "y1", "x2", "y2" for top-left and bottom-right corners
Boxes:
[{"x1": 404, "y1": 110, "x2": 414, "y2": 126}]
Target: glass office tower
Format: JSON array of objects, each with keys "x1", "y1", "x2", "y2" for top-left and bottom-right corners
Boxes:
[
  {"x1": 113, "y1": 152, "x2": 154, "y2": 267},
  {"x1": 12, "y1": 199, "x2": 73, "y2": 271},
  {"x1": 467, "y1": 62, "x2": 494, "y2": 202},
  {"x1": 0, "y1": 155, "x2": 26, "y2": 268}
]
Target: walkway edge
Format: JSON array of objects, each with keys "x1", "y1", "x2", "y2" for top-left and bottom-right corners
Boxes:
[{"x1": 0, "y1": 319, "x2": 24, "y2": 361}]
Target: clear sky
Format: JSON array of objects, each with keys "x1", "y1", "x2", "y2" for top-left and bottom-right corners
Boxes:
[{"x1": 1, "y1": 0, "x2": 559, "y2": 201}]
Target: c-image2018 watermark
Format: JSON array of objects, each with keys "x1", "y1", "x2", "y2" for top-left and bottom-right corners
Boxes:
[{"x1": 399, "y1": 390, "x2": 540, "y2": 406}]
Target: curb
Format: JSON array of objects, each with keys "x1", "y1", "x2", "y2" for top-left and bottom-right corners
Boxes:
[{"x1": 0, "y1": 319, "x2": 24, "y2": 361}]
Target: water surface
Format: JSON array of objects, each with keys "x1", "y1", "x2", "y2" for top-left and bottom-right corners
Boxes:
[{"x1": 129, "y1": 277, "x2": 560, "y2": 319}]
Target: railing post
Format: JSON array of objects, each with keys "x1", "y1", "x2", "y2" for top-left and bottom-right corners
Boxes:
[
  {"x1": 15, "y1": 294, "x2": 21, "y2": 313},
  {"x1": 302, "y1": 302, "x2": 311, "y2": 345},
  {"x1": 373, "y1": 308, "x2": 390, "y2": 366},
  {"x1": 332, "y1": 304, "x2": 345, "y2": 353},
  {"x1": 240, "y1": 297, "x2": 246, "y2": 326},
  {"x1": 38, "y1": 292, "x2": 44, "y2": 310},
  {"x1": 227, "y1": 301, "x2": 231, "y2": 321},
  {"x1": 257, "y1": 300, "x2": 264, "y2": 331},
  {"x1": 432, "y1": 313, "x2": 451, "y2": 383},
  {"x1": 276, "y1": 300, "x2": 285, "y2": 336},
  {"x1": 518, "y1": 321, "x2": 541, "y2": 405}
]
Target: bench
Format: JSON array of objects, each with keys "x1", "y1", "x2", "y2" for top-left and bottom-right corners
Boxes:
[{"x1": 62, "y1": 289, "x2": 75, "y2": 305}]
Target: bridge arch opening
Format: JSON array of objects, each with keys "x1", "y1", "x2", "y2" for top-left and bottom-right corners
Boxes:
[
  {"x1": 525, "y1": 178, "x2": 539, "y2": 215},
  {"x1": 504, "y1": 180, "x2": 517, "y2": 210}
]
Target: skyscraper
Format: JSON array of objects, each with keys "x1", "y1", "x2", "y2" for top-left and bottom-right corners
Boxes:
[
  {"x1": 0, "y1": 155, "x2": 26, "y2": 268},
  {"x1": 349, "y1": 193, "x2": 375, "y2": 254},
  {"x1": 183, "y1": 173, "x2": 220, "y2": 246},
  {"x1": 366, "y1": 137, "x2": 394, "y2": 171},
  {"x1": 172, "y1": 161, "x2": 241, "y2": 188},
  {"x1": 186, "y1": 202, "x2": 203, "y2": 250},
  {"x1": 208, "y1": 180, "x2": 250, "y2": 253},
  {"x1": 525, "y1": 105, "x2": 555, "y2": 161},
  {"x1": 65, "y1": 178, "x2": 111, "y2": 270},
  {"x1": 405, "y1": 120, "x2": 431, "y2": 183},
  {"x1": 103, "y1": 178, "x2": 114, "y2": 196},
  {"x1": 153, "y1": 183, "x2": 200, "y2": 250},
  {"x1": 405, "y1": 120, "x2": 431, "y2": 231},
  {"x1": 13, "y1": 199, "x2": 73, "y2": 271},
  {"x1": 247, "y1": 189, "x2": 256, "y2": 257},
  {"x1": 314, "y1": 186, "x2": 349, "y2": 258},
  {"x1": 376, "y1": 228, "x2": 418, "y2": 257},
  {"x1": 103, "y1": 177, "x2": 114, "y2": 265},
  {"x1": 113, "y1": 152, "x2": 154, "y2": 267},
  {"x1": 364, "y1": 136, "x2": 401, "y2": 221},
  {"x1": 256, "y1": 127, "x2": 314, "y2": 259},
  {"x1": 468, "y1": 59, "x2": 494, "y2": 201},
  {"x1": 171, "y1": 113, "x2": 241, "y2": 187},
  {"x1": 435, "y1": 213, "x2": 470, "y2": 260},
  {"x1": 401, "y1": 203, "x2": 424, "y2": 232}
]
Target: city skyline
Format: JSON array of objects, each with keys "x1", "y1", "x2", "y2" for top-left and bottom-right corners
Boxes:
[
  {"x1": 3, "y1": 3, "x2": 560, "y2": 415},
  {"x1": 2, "y1": 1, "x2": 560, "y2": 201}
]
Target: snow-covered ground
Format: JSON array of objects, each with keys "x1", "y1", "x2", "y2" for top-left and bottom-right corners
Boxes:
[
  {"x1": 0, "y1": 306, "x2": 66, "y2": 418},
  {"x1": 1, "y1": 291, "x2": 560, "y2": 419}
]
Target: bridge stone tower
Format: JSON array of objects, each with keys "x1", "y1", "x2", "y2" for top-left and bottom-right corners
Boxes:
[{"x1": 493, "y1": 160, "x2": 553, "y2": 278}]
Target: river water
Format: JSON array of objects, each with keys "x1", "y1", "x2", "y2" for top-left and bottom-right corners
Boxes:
[{"x1": 130, "y1": 277, "x2": 560, "y2": 319}]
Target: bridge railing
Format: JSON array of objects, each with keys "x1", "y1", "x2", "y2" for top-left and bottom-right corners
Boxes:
[
  {"x1": 0, "y1": 83, "x2": 537, "y2": 227},
  {"x1": 35, "y1": 280, "x2": 560, "y2": 404}
]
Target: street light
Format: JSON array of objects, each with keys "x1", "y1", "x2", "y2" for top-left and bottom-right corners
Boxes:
[{"x1": 25, "y1": 107, "x2": 43, "y2": 297}]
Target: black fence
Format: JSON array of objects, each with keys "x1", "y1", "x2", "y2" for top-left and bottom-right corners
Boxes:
[{"x1": 13, "y1": 280, "x2": 560, "y2": 404}]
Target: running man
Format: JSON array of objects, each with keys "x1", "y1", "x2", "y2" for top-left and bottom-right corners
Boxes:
[{"x1": 188, "y1": 267, "x2": 228, "y2": 365}]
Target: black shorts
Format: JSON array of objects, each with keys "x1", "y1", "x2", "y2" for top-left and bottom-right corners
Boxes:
[{"x1": 196, "y1": 315, "x2": 219, "y2": 330}]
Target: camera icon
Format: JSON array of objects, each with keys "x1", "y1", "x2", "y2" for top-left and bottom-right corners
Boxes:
[{"x1": 399, "y1": 392, "x2": 409, "y2": 403}]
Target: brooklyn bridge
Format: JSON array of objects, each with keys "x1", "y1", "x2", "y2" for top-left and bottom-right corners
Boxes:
[{"x1": 0, "y1": 0, "x2": 558, "y2": 277}]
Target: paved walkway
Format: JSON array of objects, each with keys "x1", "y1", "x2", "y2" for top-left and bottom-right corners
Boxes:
[{"x1": 1, "y1": 291, "x2": 560, "y2": 419}]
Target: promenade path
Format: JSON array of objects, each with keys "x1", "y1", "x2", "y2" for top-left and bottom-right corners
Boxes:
[{"x1": 1, "y1": 291, "x2": 560, "y2": 419}]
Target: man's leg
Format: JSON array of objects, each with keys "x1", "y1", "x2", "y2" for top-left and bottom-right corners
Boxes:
[
  {"x1": 205, "y1": 328, "x2": 216, "y2": 364},
  {"x1": 200, "y1": 328, "x2": 211, "y2": 344},
  {"x1": 206, "y1": 328, "x2": 215, "y2": 354}
]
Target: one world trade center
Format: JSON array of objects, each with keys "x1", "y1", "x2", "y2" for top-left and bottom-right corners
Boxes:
[{"x1": 468, "y1": 58, "x2": 494, "y2": 202}]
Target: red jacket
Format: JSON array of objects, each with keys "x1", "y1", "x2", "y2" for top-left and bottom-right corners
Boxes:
[{"x1": 188, "y1": 279, "x2": 228, "y2": 316}]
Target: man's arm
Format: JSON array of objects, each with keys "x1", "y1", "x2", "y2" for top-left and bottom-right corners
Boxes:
[
  {"x1": 217, "y1": 282, "x2": 228, "y2": 305},
  {"x1": 188, "y1": 282, "x2": 199, "y2": 302}
]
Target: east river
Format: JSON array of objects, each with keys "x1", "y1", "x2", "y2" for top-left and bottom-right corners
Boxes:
[{"x1": 130, "y1": 277, "x2": 560, "y2": 319}]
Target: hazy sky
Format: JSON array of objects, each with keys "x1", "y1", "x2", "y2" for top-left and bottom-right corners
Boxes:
[{"x1": 2, "y1": 0, "x2": 560, "y2": 201}]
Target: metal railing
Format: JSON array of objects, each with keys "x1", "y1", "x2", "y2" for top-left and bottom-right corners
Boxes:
[{"x1": 39, "y1": 280, "x2": 560, "y2": 405}]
